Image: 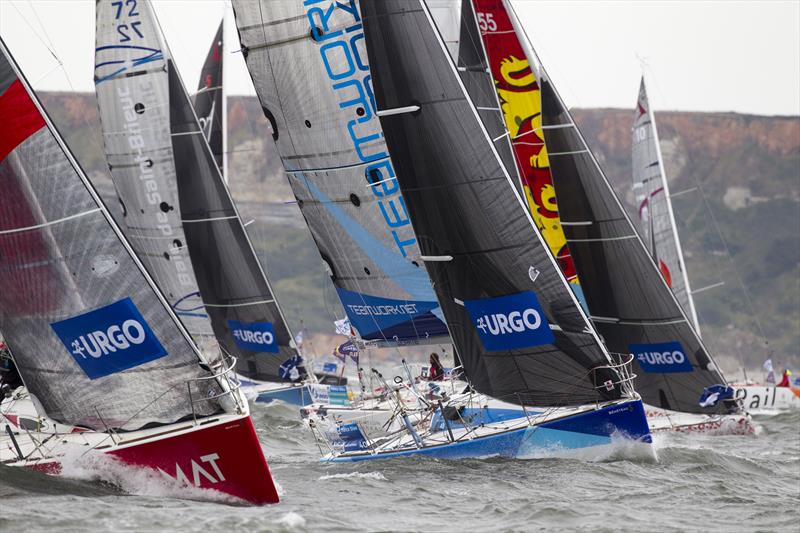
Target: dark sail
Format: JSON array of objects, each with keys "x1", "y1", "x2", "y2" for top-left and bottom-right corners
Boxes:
[
  {"x1": 360, "y1": 1, "x2": 621, "y2": 406},
  {"x1": 168, "y1": 62, "x2": 299, "y2": 382},
  {"x1": 193, "y1": 20, "x2": 224, "y2": 171},
  {"x1": 537, "y1": 67, "x2": 729, "y2": 414}
]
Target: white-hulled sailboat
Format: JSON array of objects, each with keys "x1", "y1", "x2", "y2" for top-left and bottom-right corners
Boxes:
[{"x1": 0, "y1": 36, "x2": 279, "y2": 504}]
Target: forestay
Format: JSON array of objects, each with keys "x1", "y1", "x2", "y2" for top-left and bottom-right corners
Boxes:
[
  {"x1": 501, "y1": 3, "x2": 730, "y2": 414},
  {"x1": 232, "y1": 0, "x2": 449, "y2": 346},
  {"x1": 95, "y1": 0, "x2": 212, "y2": 337},
  {"x1": 360, "y1": 0, "x2": 621, "y2": 406},
  {"x1": 0, "y1": 38, "x2": 221, "y2": 431},
  {"x1": 632, "y1": 78, "x2": 700, "y2": 332}
]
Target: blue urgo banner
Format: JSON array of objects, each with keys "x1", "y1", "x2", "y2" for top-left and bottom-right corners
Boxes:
[
  {"x1": 228, "y1": 320, "x2": 278, "y2": 353},
  {"x1": 464, "y1": 291, "x2": 555, "y2": 352},
  {"x1": 629, "y1": 341, "x2": 693, "y2": 373},
  {"x1": 50, "y1": 297, "x2": 167, "y2": 380}
]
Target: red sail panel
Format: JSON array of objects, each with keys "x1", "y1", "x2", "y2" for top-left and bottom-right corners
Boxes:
[
  {"x1": 471, "y1": 0, "x2": 580, "y2": 285},
  {"x1": 0, "y1": 80, "x2": 45, "y2": 162},
  {"x1": 0, "y1": 79, "x2": 62, "y2": 315}
]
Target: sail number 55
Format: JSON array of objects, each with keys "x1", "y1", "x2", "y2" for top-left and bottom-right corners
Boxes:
[{"x1": 476, "y1": 12, "x2": 497, "y2": 32}]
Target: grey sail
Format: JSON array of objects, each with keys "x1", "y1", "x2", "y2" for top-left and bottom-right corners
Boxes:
[
  {"x1": 0, "y1": 37, "x2": 221, "y2": 431},
  {"x1": 194, "y1": 20, "x2": 225, "y2": 172},
  {"x1": 360, "y1": 0, "x2": 621, "y2": 406},
  {"x1": 232, "y1": 0, "x2": 450, "y2": 346},
  {"x1": 632, "y1": 78, "x2": 700, "y2": 333},
  {"x1": 96, "y1": 1, "x2": 300, "y2": 382},
  {"x1": 501, "y1": 12, "x2": 730, "y2": 414},
  {"x1": 429, "y1": 0, "x2": 518, "y2": 190},
  {"x1": 95, "y1": 0, "x2": 212, "y2": 337}
]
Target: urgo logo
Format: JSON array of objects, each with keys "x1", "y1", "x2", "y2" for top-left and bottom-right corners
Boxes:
[
  {"x1": 50, "y1": 297, "x2": 167, "y2": 380},
  {"x1": 228, "y1": 320, "x2": 278, "y2": 353},
  {"x1": 629, "y1": 341, "x2": 693, "y2": 373},
  {"x1": 464, "y1": 291, "x2": 554, "y2": 352}
]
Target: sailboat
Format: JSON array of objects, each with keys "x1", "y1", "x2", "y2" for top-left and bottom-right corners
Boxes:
[
  {"x1": 94, "y1": 1, "x2": 327, "y2": 408},
  {"x1": 0, "y1": 36, "x2": 279, "y2": 504},
  {"x1": 633, "y1": 78, "x2": 798, "y2": 416},
  {"x1": 468, "y1": 0, "x2": 752, "y2": 435},
  {"x1": 235, "y1": 0, "x2": 653, "y2": 462}
]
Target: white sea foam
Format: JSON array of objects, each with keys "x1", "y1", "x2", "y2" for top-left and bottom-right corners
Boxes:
[
  {"x1": 275, "y1": 511, "x2": 306, "y2": 529},
  {"x1": 318, "y1": 471, "x2": 387, "y2": 481}
]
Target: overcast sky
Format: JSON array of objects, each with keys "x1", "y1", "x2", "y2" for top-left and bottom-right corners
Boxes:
[{"x1": 1, "y1": 0, "x2": 798, "y2": 115}]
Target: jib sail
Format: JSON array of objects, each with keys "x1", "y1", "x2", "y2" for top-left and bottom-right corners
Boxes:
[
  {"x1": 232, "y1": 0, "x2": 449, "y2": 346},
  {"x1": 194, "y1": 20, "x2": 225, "y2": 173},
  {"x1": 0, "y1": 37, "x2": 222, "y2": 430},
  {"x1": 360, "y1": 0, "x2": 622, "y2": 406}
]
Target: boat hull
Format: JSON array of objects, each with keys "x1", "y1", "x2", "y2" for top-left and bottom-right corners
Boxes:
[
  {"x1": 731, "y1": 385, "x2": 800, "y2": 414},
  {"x1": 254, "y1": 383, "x2": 351, "y2": 407},
  {"x1": 324, "y1": 398, "x2": 653, "y2": 463},
  {"x1": 3, "y1": 413, "x2": 279, "y2": 505},
  {"x1": 645, "y1": 406, "x2": 754, "y2": 435}
]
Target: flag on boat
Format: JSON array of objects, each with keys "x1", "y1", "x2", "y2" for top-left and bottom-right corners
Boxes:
[
  {"x1": 332, "y1": 340, "x2": 359, "y2": 365},
  {"x1": 764, "y1": 358, "x2": 775, "y2": 384},
  {"x1": 334, "y1": 317, "x2": 352, "y2": 336},
  {"x1": 698, "y1": 384, "x2": 735, "y2": 407},
  {"x1": 279, "y1": 354, "x2": 304, "y2": 381},
  {"x1": 294, "y1": 331, "x2": 304, "y2": 350}
]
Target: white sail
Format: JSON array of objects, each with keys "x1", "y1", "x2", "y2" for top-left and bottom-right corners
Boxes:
[{"x1": 632, "y1": 78, "x2": 701, "y2": 333}]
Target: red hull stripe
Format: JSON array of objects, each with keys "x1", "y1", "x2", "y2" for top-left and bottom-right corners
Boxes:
[{"x1": 0, "y1": 80, "x2": 45, "y2": 162}]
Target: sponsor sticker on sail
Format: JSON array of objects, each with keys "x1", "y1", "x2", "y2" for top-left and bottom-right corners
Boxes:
[
  {"x1": 629, "y1": 341, "x2": 693, "y2": 373},
  {"x1": 464, "y1": 291, "x2": 555, "y2": 351},
  {"x1": 50, "y1": 297, "x2": 167, "y2": 380},
  {"x1": 228, "y1": 320, "x2": 278, "y2": 353}
]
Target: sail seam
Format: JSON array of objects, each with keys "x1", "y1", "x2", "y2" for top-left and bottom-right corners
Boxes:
[
  {"x1": 182, "y1": 215, "x2": 238, "y2": 223},
  {"x1": 202, "y1": 299, "x2": 275, "y2": 308}
]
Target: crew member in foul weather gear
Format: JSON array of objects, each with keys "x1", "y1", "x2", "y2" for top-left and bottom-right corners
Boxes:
[
  {"x1": 429, "y1": 352, "x2": 444, "y2": 381},
  {"x1": 777, "y1": 369, "x2": 792, "y2": 387}
]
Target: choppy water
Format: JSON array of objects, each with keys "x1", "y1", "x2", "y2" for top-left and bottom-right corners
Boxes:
[{"x1": 1, "y1": 406, "x2": 798, "y2": 532}]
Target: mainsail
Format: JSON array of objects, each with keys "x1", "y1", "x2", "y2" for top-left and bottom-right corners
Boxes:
[
  {"x1": 500, "y1": 1, "x2": 730, "y2": 414},
  {"x1": 360, "y1": 0, "x2": 622, "y2": 406},
  {"x1": 0, "y1": 37, "x2": 221, "y2": 430},
  {"x1": 232, "y1": 0, "x2": 449, "y2": 346},
  {"x1": 94, "y1": 0, "x2": 212, "y2": 337},
  {"x1": 194, "y1": 20, "x2": 225, "y2": 173},
  {"x1": 632, "y1": 77, "x2": 700, "y2": 332},
  {"x1": 96, "y1": 1, "x2": 300, "y2": 382}
]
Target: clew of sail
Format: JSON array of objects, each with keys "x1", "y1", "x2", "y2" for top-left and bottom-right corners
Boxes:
[
  {"x1": 632, "y1": 77, "x2": 700, "y2": 333},
  {"x1": 0, "y1": 37, "x2": 223, "y2": 431},
  {"x1": 359, "y1": 0, "x2": 624, "y2": 406},
  {"x1": 500, "y1": 1, "x2": 731, "y2": 414},
  {"x1": 94, "y1": 0, "x2": 212, "y2": 338},
  {"x1": 231, "y1": 0, "x2": 449, "y2": 347}
]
